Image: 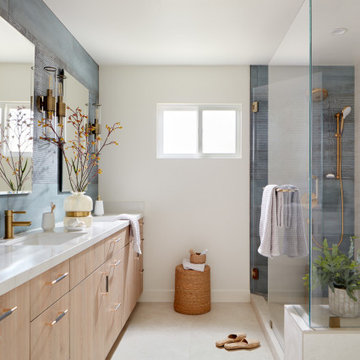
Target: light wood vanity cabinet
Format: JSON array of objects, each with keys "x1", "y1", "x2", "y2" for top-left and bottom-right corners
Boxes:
[
  {"x1": 70, "y1": 263, "x2": 107, "y2": 360},
  {"x1": 0, "y1": 283, "x2": 30, "y2": 360},
  {"x1": 0, "y1": 220, "x2": 144, "y2": 360}
]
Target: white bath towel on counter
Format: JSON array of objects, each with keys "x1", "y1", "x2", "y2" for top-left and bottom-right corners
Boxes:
[
  {"x1": 117, "y1": 214, "x2": 142, "y2": 254},
  {"x1": 258, "y1": 185, "x2": 280, "y2": 258},
  {"x1": 276, "y1": 185, "x2": 308, "y2": 257}
]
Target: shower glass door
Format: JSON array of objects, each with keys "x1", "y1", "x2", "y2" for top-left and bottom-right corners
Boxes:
[
  {"x1": 310, "y1": 0, "x2": 360, "y2": 329},
  {"x1": 267, "y1": 0, "x2": 311, "y2": 348}
]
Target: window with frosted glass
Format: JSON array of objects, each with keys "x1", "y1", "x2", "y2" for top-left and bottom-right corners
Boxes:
[{"x1": 157, "y1": 104, "x2": 241, "y2": 158}]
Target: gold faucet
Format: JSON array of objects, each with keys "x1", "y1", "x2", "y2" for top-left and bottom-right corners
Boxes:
[{"x1": 4, "y1": 210, "x2": 32, "y2": 239}]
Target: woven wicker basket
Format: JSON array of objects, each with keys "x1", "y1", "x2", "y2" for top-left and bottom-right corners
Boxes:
[
  {"x1": 190, "y1": 253, "x2": 206, "y2": 264},
  {"x1": 174, "y1": 264, "x2": 211, "y2": 315}
]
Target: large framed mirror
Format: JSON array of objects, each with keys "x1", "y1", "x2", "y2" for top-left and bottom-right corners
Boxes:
[
  {"x1": 0, "y1": 17, "x2": 35, "y2": 194},
  {"x1": 60, "y1": 71, "x2": 90, "y2": 192}
]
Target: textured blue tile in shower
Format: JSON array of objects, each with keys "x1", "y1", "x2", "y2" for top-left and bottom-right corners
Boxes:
[{"x1": 312, "y1": 66, "x2": 355, "y2": 252}]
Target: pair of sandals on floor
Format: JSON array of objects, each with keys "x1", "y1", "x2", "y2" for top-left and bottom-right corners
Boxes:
[{"x1": 216, "y1": 333, "x2": 260, "y2": 350}]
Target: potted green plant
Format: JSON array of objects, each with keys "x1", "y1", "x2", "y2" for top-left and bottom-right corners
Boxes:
[{"x1": 304, "y1": 238, "x2": 360, "y2": 317}]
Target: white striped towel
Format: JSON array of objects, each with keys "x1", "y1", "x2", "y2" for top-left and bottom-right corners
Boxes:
[
  {"x1": 258, "y1": 185, "x2": 281, "y2": 258},
  {"x1": 117, "y1": 214, "x2": 142, "y2": 254}
]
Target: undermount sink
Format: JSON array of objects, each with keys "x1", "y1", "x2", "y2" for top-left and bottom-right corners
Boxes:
[{"x1": 0, "y1": 231, "x2": 84, "y2": 246}]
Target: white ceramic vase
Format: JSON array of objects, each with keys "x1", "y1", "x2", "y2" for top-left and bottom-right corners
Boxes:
[
  {"x1": 64, "y1": 192, "x2": 93, "y2": 228},
  {"x1": 328, "y1": 286, "x2": 360, "y2": 318}
]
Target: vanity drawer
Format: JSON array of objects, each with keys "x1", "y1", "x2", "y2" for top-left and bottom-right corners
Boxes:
[
  {"x1": 31, "y1": 293, "x2": 69, "y2": 360},
  {"x1": 0, "y1": 283, "x2": 30, "y2": 360},
  {"x1": 30, "y1": 260, "x2": 69, "y2": 320},
  {"x1": 70, "y1": 241, "x2": 104, "y2": 289},
  {"x1": 104, "y1": 227, "x2": 129, "y2": 261}
]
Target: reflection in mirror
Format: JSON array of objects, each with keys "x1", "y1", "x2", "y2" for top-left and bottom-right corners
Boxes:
[
  {"x1": 0, "y1": 17, "x2": 35, "y2": 194},
  {"x1": 61, "y1": 71, "x2": 90, "y2": 192}
]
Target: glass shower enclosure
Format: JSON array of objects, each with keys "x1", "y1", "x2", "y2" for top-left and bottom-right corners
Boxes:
[{"x1": 250, "y1": 0, "x2": 360, "y2": 349}]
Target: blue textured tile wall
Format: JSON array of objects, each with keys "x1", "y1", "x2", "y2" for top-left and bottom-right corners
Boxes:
[
  {"x1": 312, "y1": 66, "x2": 354, "y2": 252},
  {"x1": 0, "y1": 0, "x2": 99, "y2": 237},
  {"x1": 250, "y1": 65, "x2": 268, "y2": 296}
]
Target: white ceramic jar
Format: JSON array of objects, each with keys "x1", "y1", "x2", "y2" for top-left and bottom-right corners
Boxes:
[{"x1": 64, "y1": 192, "x2": 93, "y2": 228}]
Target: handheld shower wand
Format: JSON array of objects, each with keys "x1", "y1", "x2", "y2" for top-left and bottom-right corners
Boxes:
[
  {"x1": 335, "y1": 106, "x2": 351, "y2": 179},
  {"x1": 335, "y1": 106, "x2": 351, "y2": 248}
]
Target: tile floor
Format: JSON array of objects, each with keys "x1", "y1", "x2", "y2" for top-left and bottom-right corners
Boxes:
[{"x1": 109, "y1": 303, "x2": 274, "y2": 360}]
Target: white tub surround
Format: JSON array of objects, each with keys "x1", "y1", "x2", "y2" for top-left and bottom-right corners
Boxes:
[
  {"x1": 284, "y1": 305, "x2": 360, "y2": 360},
  {"x1": 0, "y1": 214, "x2": 141, "y2": 296}
]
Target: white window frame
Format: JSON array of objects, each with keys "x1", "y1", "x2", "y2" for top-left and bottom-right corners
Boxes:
[{"x1": 157, "y1": 103, "x2": 242, "y2": 159}]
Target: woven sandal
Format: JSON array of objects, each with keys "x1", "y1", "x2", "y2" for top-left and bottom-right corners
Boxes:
[
  {"x1": 224, "y1": 338, "x2": 260, "y2": 350},
  {"x1": 215, "y1": 333, "x2": 246, "y2": 348}
]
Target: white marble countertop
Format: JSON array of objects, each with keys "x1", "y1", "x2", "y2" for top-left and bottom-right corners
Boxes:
[{"x1": 0, "y1": 213, "x2": 142, "y2": 297}]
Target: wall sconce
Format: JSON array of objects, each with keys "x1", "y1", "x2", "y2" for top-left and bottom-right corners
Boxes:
[
  {"x1": 36, "y1": 66, "x2": 56, "y2": 120},
  {"x1": 37, "y1": 67, "x2": 67, "y2": 126},
  {"x1": 89, "y1": 103, "x2": 101, "y2": 137},
  {"x1": 56, "y1": 69, "x2": 66, "y2": 125}
]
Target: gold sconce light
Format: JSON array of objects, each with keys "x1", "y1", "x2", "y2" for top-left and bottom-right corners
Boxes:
[
  {"x1": 56, "y1": 69, "x2": 66, "y2": 125},
  {"x1": 36, "y1": 66, "x2": 56, "y2": 120},
  {"x1": 36, "y1": 66, "x2": 67, "y2": 124},
  {"x1": 89, "y1": 103, "x2": 102, "y2": 137}
]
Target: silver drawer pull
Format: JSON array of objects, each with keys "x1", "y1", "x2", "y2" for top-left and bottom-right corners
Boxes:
[
  {"x1": 0, "y1": 306, "x2": 17, "y2": 322},
  {"x1": 113, "y1": 237, "x2": 122, "y2": 244},
  {"x1": 111, "y1": 259, "x2": 121, "y2": 267},
  {"x1": 113, "y1": 303, "x2": 121, "y2": 312},
  {"x1": 49, "y1": 309, "x2": 68, "y2": 326},
  {"x1": 48, "y1": 272, "x2": 69, "y2": 286}
]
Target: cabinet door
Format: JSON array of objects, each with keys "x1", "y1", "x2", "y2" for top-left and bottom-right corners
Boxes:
[
  {"x1": 0, "y1": 283, "x2": 30, "y2": 360},
  {"x1": 104, "y1": 248, "x2": 125, "y2": 355},
  {"x1": 31, "y1": 293, "x2": 69, "y2": 360},
  {"x1": 123, "y1": 239, "x2": 143, "y2": 326},
  {"x1": 136, "y1": 240, "x2": 144, "y2": 299},
  {"x1": 122, "y1": 243, "x2": 134, "y2": 325},
  {"x1": 70, "y1": 263, "x2": 107, "y2": 360}
]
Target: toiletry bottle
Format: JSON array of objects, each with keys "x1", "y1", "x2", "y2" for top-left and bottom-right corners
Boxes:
[{"x1": 94, "y1": 195, "x2": 104, "y2": 216}]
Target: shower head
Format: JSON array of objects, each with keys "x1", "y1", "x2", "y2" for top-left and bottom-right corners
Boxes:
[
  {"x1": 340, "y1": 106, "x2": 351, "y2": 134},
  {"x1": 312, "y1": 88, "x2": 328, "y2": 102},
  {"x1": 342, "y1": 106, "x2": 352, "y2": 120}
]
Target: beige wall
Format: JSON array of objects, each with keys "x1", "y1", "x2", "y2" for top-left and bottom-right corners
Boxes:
[
  {"x1": 0, "y1": 63, "x2": 32, "y2": 102},
  {"x1": 99, "y1": 66, "x2": 250, "y2": 302}
]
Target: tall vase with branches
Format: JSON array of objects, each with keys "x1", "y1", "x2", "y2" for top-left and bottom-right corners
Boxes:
[
  {"x1": 38, "y1": 106, "x2": 122, "y2": 226},
  {"x1": 0, "y1": 106, "x2": 33, "y2": 192}
]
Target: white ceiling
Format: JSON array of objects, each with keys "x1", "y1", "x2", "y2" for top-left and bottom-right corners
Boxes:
[
  {"x1": 312, "y1": 0, "x2": 360, "y2": 66},
  {"x1": 0, "y1": 17, "x2": 34, "y2": 63},
  {"x1": 44, "y1": 0, "x2": 305, "y2": 66}
]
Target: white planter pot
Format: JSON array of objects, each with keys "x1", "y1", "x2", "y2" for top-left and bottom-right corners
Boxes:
[
  {"x1": 328, "y1": 286, "x2": 360, "y2": 318},
  {"x1": 64, "y1": 192, "x2": 93, "y2": 228}
]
